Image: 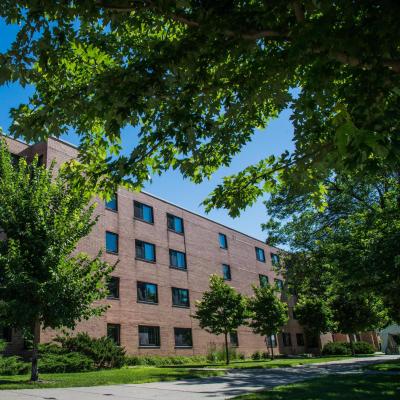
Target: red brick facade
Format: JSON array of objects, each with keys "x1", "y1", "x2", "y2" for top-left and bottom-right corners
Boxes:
[{"x1": 2, "y1": 136, "x2": 378, "y2": 356}]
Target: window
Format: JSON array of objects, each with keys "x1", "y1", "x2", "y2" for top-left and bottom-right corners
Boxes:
[
  {"x1": 259, "y1": 274, "x2": 269, "y2": 288},
  {"x1": 219, "y1": 233, "x2": 228, "y2": 249},
  {"x1": 169, "y1": 249, "x2": 187, "y2": 270},
  {"x1": 271, "y1": 253, "x2": 280, "y2": 266},
  {"x1": 267, "y1": 334, "x2": 277, "y2": 348},
  {"x1": 255, "y1": 247, "x2": 266, "y2": 262},
  {"x1": 135, "y1": 240, "x2": 156, "y2": 262},
  {"x1": 137, "y1": 281, "x2": 158, "y2": 304},
  {"x1": 106, "y1": 231, "x2": 119, "y2": 254},
  {"x1": 172, "y1": 287, "x2": 190, "y2": 307},
  {"x1": 306, "y1": 333, "x2": 319, "y2": 348},
  {"x1": 296, "y1": 333, "x2": 305, "y2": 346},
  {"x1": 134, "y1": 201, "x2": 154, "y2": 223},
  {"x1": 174, "y1": 328, "x2": 193, "y2": 347},
  {"x1": 282, "y1": 332, "x2": 292, "y2": 347},
  {"x1": 139, "y1": 326, "x2": 160, "y2": 347},
  {"x1": 107, "y1": 277, "x2": 120, "y2": 299},
  {"x1": 167, "y1": 214, "x2": 184, "y2": 234},
  {"x1": 105, "y1": 195, "x2": 118, "y2": 211},
  {"x1": 222, "y1": 264, "x2": 231, "y2": 280},
  {"x1": 275, "y1": 278, "x2": 284, "y2": 291},
  {"x1": 1, "y1": 326, "x2": 12, "y2": 342},
  {"x1": 107, "y1": 324, "x2": 121, "y2": 345},
  {"x1": 230, "y1": 331, "x2": 239, "y2": 347}
]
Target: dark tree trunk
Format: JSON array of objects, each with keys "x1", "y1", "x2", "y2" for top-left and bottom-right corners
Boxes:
[
  {"x1": 349, "y1": 334, "x2": 355, "y2": 356},
  {"x1": 30, "y1": 318, "x2": 40, "y2": 382},
  {"x1": 224, "y1": 332, "x2": 230, "y2": 365}
]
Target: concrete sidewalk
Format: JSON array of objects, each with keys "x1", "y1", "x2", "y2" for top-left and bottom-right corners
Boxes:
[{"x1": 1, "y1": 355, "x2": 399, "y2": 400}]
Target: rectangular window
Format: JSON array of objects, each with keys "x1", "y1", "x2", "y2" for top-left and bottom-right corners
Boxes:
[
  {"x1": 137, "y1": 281, "x2": 158, "y2": 304},
  {"x1": 219, "y1": 233, "x2": 228, "y2": 249},
  {"x1": 255, "y1": 247, "x2": 266, "y2": 262},
  {"x1": 107, "y1": 324, "x2": 121, "y2": 345},
  {"x1": 174, "y1": 328, "x2": 193, "y2": 348},
  {"x1": 134, "y1": 201, "x2": 154, "y2": 224},
  {"x1": 169, "y1": 249, "x2": 187, "y2": 270},
  {"x1": 222, "y1": 264, "x2": 231, "y2": 280},
  {"x1": 135, "y1": 240, "x2": 156, "y2": 262},
  {"x1": 296, "y1": 333, "x2": 305, "y2": 346},
  {"x1": 172, "y1": 287, "x2": 190, "y2": 307},
  {"x1": 259, "y1": 274, "x2": 269, "y2": 288},
  {"x1": 267, "y1": 334, "x2": 277, "y2": 348},
  {"x1": 105, "y1": 195, "x2": 118, "y2": 211},
  {"x1": 139, "y1": 325, "x2": 160, "y2": 347},
  {"x1": 230, "y1": 331, "x2": 239, "y2": 347},
  {"x1": 1, "y1": 326, "x2": 12, "y2": 342},
  {"x1": 271, "y1": 253, "x2": 280, "y2": 266},
  {"x1": 107, "y1": 277, "x2": 120, "y2": 299},
  {"x1": 167, "y1": 213, "x2": 184, "y2": 234},
  {"x1": 106, "y1": 231, "x2": 119, "y2": 254},
  {"x1": 282, "y1": 332, "x2": 292, "y2": 347},
  {"x1": 275, "y1": 278, "x2": 284, "y2": 291}
]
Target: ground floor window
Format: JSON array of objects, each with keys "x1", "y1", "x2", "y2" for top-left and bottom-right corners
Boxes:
[
  {"x1": 0, "y1": 326, "x2": 12, "y2": 342},
  {"x1": 107, "y1": 323, "x2": 121, "y2": 345},
  {"x1": 282, "y1": 332, "x2": 292, "y2": 347},
  {"x1": 296, "y1": 333, "x2": 305, "y2": 346},
  {"x1": 139, "y1": 325, "x2": 160, "y2": 347},
  {"x1": 230, "y1": 331, "x2": 239, "y2": 347},
  {"x1": 174, "y1": 328, "x2": 193, "y2": 348}
]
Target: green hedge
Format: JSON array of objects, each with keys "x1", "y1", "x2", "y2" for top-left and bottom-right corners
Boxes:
[
  {"x1": 39, "y1": 352, "x2": 95, "y2": 373},
  {"x1": 125, "y1": 355, "x2": 208, "y2": 366},
  {"x1": 0, "y1": 356, "x2": 29, "y2": 375},
  {"x1": 322, "y1": 341, "x2": 375, "y2": 355}
]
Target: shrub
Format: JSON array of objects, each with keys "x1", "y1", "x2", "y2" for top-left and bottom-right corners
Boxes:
[
  {"x1": 352, "y1": 341, "x2": 375, "y2": 355},
  {"x1": 261, "y1": 351, "x2": 270, "y2": 359},
  {"x1": 0, "y1": 356, "x2": 29, "y2": 375},
  {"x1": 238, "y1": 353, "x2": 246, "y2": 360},
  {"x1": 206, "y1": 343, "x2": 240, "y2": 363},
  {"x1": 124, "y1": 355, "x2": 208, "y2": 367},
  {"x1": 39, "y1": 352, "x2": 95, "y2": 373},
  {"x1": 251, "y1": 351, "x2": 262, "y2": 360},
  {"x1": 322, "y1": 342, "x2": 351, "y2": 356},
  {"x1": 55, "y1": 333, "x2": 126, "y2": 369}
]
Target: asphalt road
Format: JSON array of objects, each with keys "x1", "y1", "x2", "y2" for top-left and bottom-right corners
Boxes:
[{"x1": 1, "y1": 355, "x2": 399, "y2": 400}]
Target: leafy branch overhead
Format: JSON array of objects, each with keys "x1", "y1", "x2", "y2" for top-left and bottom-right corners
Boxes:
[{"x1": 1, "y1": 1, "x2": 400, "y2": 213}]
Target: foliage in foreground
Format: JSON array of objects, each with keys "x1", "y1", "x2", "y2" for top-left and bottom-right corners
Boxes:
[
  {"x1": 0, "y1": 143, "x2": 113, "y2": 381},
  {"x1": 1, "y1": 2, "x2": 400, "y2": 217}
]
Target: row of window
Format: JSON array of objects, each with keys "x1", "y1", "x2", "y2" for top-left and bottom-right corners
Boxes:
[
  {"x1": 107, "y1": 274, "x2": 284, "y2": 303},
  {"x1": 282, "y1": 332, "x2": 306, "y2": 347},
  {"x1": 107, "y1": 324, "x2": 239, "y2": 348},
  {"x1": 106, "y1": 196, "x2": 280, "y2": 265}
]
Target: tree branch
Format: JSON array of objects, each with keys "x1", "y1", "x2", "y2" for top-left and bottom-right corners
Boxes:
[{"x1": 291, "y1": 1, "x2": 305, "y2": 23}]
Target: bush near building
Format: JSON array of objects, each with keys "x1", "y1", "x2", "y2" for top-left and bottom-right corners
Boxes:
[{"x1": 322, "y1": 341, "x2": 374, "y2": 356}]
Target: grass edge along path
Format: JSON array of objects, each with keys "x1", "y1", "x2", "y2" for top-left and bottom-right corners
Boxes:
[
  {"x1": 364, "y1": 358, "x2": 400, "y2": 372},
  {"x1": 232, "y1": 373, "x2": 400, "y2": 400}
]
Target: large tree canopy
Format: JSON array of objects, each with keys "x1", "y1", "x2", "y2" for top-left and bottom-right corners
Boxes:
[{"x1": 1, "y1": 1, "x2": 400, "y2": 213}]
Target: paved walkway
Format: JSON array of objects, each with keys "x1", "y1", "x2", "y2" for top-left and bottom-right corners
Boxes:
[{"x1": 1, "y1": 355, "x2": 399, "y2": 400}]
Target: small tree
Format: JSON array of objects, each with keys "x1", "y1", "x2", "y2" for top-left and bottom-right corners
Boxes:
[
  {"x1": 0, "y1": 143, "x2": 113, "y2": 381},
  {"x1": 194, "y1": 275, "x2": 247, "y2": 364},
  {"x1": 294, "y1": 296, "x2": 337, "y2": 352},
  {"x1": 248, "y1": 285, "x2": 288, "y2": 359}
]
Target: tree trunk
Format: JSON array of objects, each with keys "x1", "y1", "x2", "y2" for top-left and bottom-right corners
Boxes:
[
  {"x1": 30, "y1": 318, "x2": 40, "y2": 382},
  {"x1": 224, "y1": 332, "x2": 230, "y2": 365},
  {"x1": 349, "y1": 334, "x2": 355, "y2": 356}
]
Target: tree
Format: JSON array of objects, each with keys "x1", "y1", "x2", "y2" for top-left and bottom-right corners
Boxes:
[
  {"x1": 247, "y1": 285, "x2": 288, "y2": 360},
  {"x1": 329, "y1": 290, "x2": 389, "y2": 356},
  {"x1": 1, "y1": 2, "x2": 400, "y2": 215},
  {"x1": 193, "y1": 275, "x2": 247, "y2": 364},
  {"x1": 266, "y1": 173, "x2": 400, "y2": 323},
  {"x1": 294, "y1": 296, "x2": 336, "y2": 351},
  {"x1": 0, "y1": 142, "x2": 113, "y2": 382}
]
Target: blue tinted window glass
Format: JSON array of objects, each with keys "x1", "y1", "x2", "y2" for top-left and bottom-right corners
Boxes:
[
  {"x1": 256, "y1": 247, "x2": 265, "y2": 262},
  {"x1": 134, "y1": 201, "x2": 154, "y2": 223},
  {"x1": 143, "y1": 205, "x2": 154, "y2": 223},
  {"x1": 167, "y1": 214, "x2": 184, "y2": 233},
  {"x1": 144, "y1": 243, "x2": 155, "y2": 261},
  {"x1": 222, "y1": 264, "x2": 231, "y2": 280},
  {"x1": 219, "y1": 233, "x2": 228, "y2": 249},
  {"x1": 170, "y1": 250, "x2": 186, "y2": 269},
  {"x1": 259, "y1": 274, "x2": 269, "y2": 287},
  {"x1": 106, "y1": 232, "x2": 118, "y2": 253},
  {"x1": 105, "y1": 195, "x2": 118, "y2": 211}
]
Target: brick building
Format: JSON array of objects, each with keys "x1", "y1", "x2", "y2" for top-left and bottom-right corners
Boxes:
[{"x1": 1, "y1": 136, "x2": 379, "y2": 356}]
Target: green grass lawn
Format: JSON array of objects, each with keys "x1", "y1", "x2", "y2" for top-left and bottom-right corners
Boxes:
[
  {"x1": 171, "y1": 355, "x2": 372, "y2": 370},
  {"x1": 365, "y1": 359, "x2": 400, "y2": 372},
  {"x1": 233, "y1": 373, "x2": 400, "y2": 400},
  {"x1": 0, "y1": 367, "x2": 224, "y2": 390}
]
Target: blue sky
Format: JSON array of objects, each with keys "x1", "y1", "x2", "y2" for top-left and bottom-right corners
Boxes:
[{"x1": 0, "y1": 19, "x2": 295, "y2": 242}]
